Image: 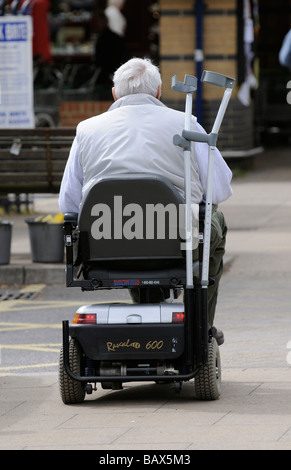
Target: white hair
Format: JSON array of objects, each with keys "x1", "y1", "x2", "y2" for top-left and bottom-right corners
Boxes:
[{"x1": 113, "y1": 58, "x2": 162, "y2": 99}]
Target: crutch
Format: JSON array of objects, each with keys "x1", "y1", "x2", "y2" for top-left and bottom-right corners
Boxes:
[
  {"x1": 181, "y1": 71, "x2": 235, "y2": 289},
  {"x1": 171, "y1": 74, "x2": 197, "y2": 288},
  {"x1": 172, "y1": 71, "x2": 235, "y2": 364},
  {"x1": 172, "y1": 74, "x2": 198, "y2": 367}
]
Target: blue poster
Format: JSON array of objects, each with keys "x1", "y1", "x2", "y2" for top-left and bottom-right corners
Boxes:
[{"x1": 0, "y1": 15, "x2": 34, "y2": 128}]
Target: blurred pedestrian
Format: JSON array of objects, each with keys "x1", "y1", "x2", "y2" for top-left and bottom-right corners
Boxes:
[
  {"x1": 95, "y1": 10, "x2": 130, "y2": 88},
  {"x1": 105, "y1": 0, "x2": 127, "y2": 37},
  {"x1": 279, "y1": 29, "x2": 291, "y2": 68}
]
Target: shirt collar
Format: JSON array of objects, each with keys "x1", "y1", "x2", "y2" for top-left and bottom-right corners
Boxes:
[{"x1": 108, "y1": 93, "x2": 166, "y2": 111}]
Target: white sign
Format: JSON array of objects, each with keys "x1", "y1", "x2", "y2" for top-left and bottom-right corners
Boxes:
[{"x1": 0, "y1": 15, "x2": 34, "y2": 128}]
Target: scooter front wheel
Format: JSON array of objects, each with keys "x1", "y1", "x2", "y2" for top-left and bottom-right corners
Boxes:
[{"x1": 194, "y1": 337, "x2": 221, "y2": 400}]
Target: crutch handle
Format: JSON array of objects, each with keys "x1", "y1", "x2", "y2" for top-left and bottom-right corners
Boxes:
[
  {"x1": 182, "y1": 130, "x2": 218, "y2": 147},
  {"x1": 173, "y1": 134, "x2": 191, "y2": 151}
]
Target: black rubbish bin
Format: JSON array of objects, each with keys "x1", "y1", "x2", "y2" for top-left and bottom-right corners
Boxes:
[
  {"x1": 0, "y1": 221, "x2": 13, "y2": 265},
  {"x1": 25, "y1": 219, "x2": 64, "y2": 263}
]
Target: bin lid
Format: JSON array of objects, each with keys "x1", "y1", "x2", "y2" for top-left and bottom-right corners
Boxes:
[{"x1": 0, "y1": 221, "x2": 13, "y2": 226}]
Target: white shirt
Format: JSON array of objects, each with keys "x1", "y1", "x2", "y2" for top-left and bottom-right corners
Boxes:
[{"x1": 59, "y1": 94, "x2": 232, "y2": 214}]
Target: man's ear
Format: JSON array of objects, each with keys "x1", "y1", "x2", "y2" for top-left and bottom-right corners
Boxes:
[
  {"x1": 156, "y1": 85, "x2": 162, "y2": 100},
  {"x1": 112, "y1": 87, "x2": 117, "y2": 101}
]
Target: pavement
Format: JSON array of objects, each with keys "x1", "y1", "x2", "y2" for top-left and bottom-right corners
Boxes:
[{"x1": 0, "y1": 146, "x2": 291, "y2": 450}]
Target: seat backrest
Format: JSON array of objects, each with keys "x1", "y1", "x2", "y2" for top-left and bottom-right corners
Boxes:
[{"x1": 78, "y1": 173, "x2": 186, "y2": 269}]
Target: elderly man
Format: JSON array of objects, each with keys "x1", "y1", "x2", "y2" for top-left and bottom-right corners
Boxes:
[{"x1": 59, "y1": 58, "x2": 233, "y2": 345}]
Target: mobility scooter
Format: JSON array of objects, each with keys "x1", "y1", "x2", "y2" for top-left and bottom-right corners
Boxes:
[{"x1": 59, "y1": 71, "x2": 234, "y2": 404}]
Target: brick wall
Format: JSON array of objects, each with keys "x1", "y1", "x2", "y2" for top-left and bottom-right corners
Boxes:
[{"x1": 59, "y1": 100, "x2": 113, "y2": 127}]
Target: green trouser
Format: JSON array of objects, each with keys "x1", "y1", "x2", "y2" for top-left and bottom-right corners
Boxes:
[
  {"x1": 206, "y1": 209, "x2": 227, "y2": 326},
  {"x1": 130, "y1": 210, "x2": 227, "y2": 327}
]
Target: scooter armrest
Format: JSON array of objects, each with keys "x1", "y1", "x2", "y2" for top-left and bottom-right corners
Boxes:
[{"x1": 64, "y1": 212, "x2": 78, "y2": 229}]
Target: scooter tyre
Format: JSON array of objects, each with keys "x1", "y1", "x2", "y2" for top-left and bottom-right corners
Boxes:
[
  {"x1": 194, "y1": 337, "x2": 221, "y2": 400},
  {"x1": 59, "y1": 338, "x2": 86, "y2": 404}
]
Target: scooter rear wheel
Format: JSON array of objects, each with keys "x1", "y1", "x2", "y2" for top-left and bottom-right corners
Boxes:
[
  {"x1": 194, "y1": 337, "x2": 221, "y2": 400},
  {"x1": 59, "y1": 338, "x2": 86, "y2": 404}
]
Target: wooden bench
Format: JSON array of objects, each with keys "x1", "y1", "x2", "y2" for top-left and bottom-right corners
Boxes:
[{"x1": 0, "y1": 128, "x2": 75, "y2": 195}]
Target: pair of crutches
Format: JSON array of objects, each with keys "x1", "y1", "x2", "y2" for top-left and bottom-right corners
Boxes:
[{"x1": 172, "y1": 70, "x2": 235, "y2": 362}]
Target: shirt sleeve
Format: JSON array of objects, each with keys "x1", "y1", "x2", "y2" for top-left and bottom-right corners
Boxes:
[
  {"x1": 58, "y1": 137, "x2": 83, "y2": 214},
  {"x1": 194, "y1": 121, "x2": 233, "y2": 205}
]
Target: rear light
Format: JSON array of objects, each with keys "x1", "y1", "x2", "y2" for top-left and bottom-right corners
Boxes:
[
  {"x1": 73, "y1": 313, "x2": 96, "y2": 324},
  {"x1": 172, "y1": 312, "x2": 185, "y2": 323}
]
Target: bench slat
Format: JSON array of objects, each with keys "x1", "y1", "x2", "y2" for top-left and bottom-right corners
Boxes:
[{"x1": 0, "y1": 150, "x2": 70, "y2": 160}]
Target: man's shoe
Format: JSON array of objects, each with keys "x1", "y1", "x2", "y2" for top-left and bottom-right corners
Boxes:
[{"x1": 211, "y1": 326, "x2": 224, "y2": 346}]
